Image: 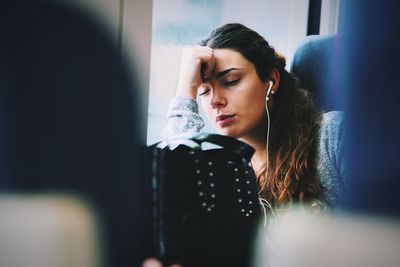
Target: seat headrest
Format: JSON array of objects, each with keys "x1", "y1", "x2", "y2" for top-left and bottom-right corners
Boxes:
[{"x1": 290, "y1": 34, "x2": 342, "y2": 111}]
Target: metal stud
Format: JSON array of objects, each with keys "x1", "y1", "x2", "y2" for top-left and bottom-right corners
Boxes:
[
  {"x1": 241, "y1": 209, "x2": 245, "y2": 212},
  {"x1": 194, "y1": 159, "x2": 199, "y2": 164},
  {"x1": 234, "y1": 168, "x2": 238, "y2": 172},
  {"x1": 235, "y1": 178, "x2": 239, "y2": 182},
  {"x1": 196, "y1": 170, "x2": 200, "y2": 174},
  {"x1": 237, "y1": 189, "x2": 241, "y2": 192},
  {"x1": 238, "y1": 199, "x2": 242, "y2": 203},
  {"x1": 246, "y1": 213, "x2": 249, "y2": 217},
  {"x1": 207, "y1": 207, "x2": 212, "y2": 211},
  {"x1": 210, "y1": 183, "x2": 214, "y2": 187},
  {"x1": 199, "y1": 192, "x2": 203, "y2": 196},
  {"x1": 246, "y1": 181, "x2": 250, "y2": 184},
  {"x1": 249, "y1": 210, "x2": 253, "y2": 214},
  {"x1": 247, "y1": 191, "x2": 251, "y2": 194},
  {"x1": 202, "y1": 202, "x2": 206, "y2": 207},
  {"x1": 249, "y1": 201, "x2": 252, "y2": 204},
  {"x1": 197, "y1": 181, "x2": 202, "y2": 185},
  {"x1": 208, "y1": 161, "x2": 213, "y2": 166},
  {"x1": 211, "y1": 194, "x2": 215, "y2": 198}
]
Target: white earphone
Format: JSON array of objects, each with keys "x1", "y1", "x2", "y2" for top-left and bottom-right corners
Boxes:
[
  {"x1": 258, "y1": 80, "x2": 273, "y2": 207},
  {"x1": 257, "y1": 80, "x2": 277, "y2": 226},
  {"x1": 265, "y1": 80, "x2": 274, "y2": 101}
]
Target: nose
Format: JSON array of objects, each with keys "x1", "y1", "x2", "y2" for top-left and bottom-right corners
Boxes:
[{"x1": 209, "y1": 87, "x2": 227, "y2": 109}]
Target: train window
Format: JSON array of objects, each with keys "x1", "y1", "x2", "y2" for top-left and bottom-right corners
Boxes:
[
  {"x1": 320, "y1": 0, "x2": 340, "y2": 35},
  {"x1": 147, "y1": 0, "x2": 310, "y2": 144}
]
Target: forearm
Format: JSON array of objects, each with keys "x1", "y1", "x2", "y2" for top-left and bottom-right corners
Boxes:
[{"x1": 163, "y1": 96, "x2": 205, "y2": 140}]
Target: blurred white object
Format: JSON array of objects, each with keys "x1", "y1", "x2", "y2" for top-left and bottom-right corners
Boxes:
[
  {"x1": 254, "y1": 208, "x2": 400, "y2": 267},
  {"x1": 0, "y1": 194, "x2": 101, "y2": 267}
]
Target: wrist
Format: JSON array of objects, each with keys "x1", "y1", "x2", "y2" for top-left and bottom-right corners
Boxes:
[{"x1": 176, "y1": 84, "x2": 198, "y2": 99}]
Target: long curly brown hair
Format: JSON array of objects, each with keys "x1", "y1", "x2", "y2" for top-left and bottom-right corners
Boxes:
[{"x1": 200, "y1": 23, "x2": 323, "y2": 208}]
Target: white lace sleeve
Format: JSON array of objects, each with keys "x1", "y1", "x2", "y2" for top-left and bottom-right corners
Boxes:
[{"x1": 163, "y1": 96, "x2": 205, "y2": 140}]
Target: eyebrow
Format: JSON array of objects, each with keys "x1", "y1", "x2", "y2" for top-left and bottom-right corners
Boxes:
[{"x1": 215, "y1": 68, "x2": 243, "y2": 79}]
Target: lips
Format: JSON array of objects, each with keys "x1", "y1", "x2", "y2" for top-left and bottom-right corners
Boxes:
[
  {"x1": 216, "y1": 114, "x2": 234, "y2": 121},
  {"x1": 216, "y1": 114, "x2": 235, "y2": 127}
]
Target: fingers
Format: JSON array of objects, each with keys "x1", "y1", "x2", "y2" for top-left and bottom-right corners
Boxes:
[
  {"x1": 142, "y1": 258, "x2": 163, "y2": 267},
  {"x1": 177, "y1": 45, "x2": 214, "y2": 98},
  {"x1": 183, "y1": 45, "x2": 215, "y2": 81},
  {"x1": 142, "y1": 258, "x2": 183, "y2": 267},
  {"x1": 182, "y1": 45, "x2": 213, "y2": 68},
  {"x1": 203, "y1": 53, "x2": 215, "y2": 80}
]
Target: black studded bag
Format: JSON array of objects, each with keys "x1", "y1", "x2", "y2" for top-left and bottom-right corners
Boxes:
[{"x1": 147, "y1": 133, "x2": 262, "y2": 267}]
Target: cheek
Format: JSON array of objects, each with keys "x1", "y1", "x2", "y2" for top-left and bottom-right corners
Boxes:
[
  {"x1": 240, "y1": 92, "x2": 265, "y2": 113},
  {"x1": 240, "y1": 94, "x2": 267, "y2": 125},
  {"x1": 200, "y1": 98, "x2": 214, "y2": 121},
  {"x1": 245, "y1": 102, "x2": 265, "y2": 124}
]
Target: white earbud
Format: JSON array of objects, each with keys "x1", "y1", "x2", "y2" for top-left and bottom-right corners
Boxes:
[
  {"x1": 259, "y1": 80, "x2": 274, "y2": 197},
  {"x1": 265, "y1": 80, "x2": 274, "y2": 101}
]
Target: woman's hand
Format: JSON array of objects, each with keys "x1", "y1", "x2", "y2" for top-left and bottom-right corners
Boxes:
[
  {"x1": 176, "y1": 45, "x2": 215, "y2": 99},
  {"x1": 142, "y1": 258, "x2": 182, "y2": 267}
]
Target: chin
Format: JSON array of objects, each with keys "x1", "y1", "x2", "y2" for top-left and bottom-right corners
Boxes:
[{"x1": 215, "y1": 127, "x2": 241, "y2": 138}]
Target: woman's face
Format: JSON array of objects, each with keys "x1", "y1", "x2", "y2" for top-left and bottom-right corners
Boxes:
[{"x1": 199, "y1": 48, "x2": 268, "y2": 140}]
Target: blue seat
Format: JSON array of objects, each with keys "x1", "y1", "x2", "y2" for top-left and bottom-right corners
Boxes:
[{"x1": 290, "y1": 34, "x2": 343, "y2": 112}]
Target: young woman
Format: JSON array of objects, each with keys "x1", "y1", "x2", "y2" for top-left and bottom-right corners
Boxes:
[{"x1": 164, "y1": 23, "x2": 344, "y2": 211}]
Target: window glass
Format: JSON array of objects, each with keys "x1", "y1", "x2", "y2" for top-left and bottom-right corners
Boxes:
[{"x1": 147, "y1": 0, "x2": 309, "y2": 144}]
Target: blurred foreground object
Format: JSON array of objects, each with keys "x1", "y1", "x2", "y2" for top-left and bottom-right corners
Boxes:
[
  {"x1": 0, "y1": 194, "x2": 100, "y2": 267},
  {"x1": 0, "y1": 1, "x2": 151, "y2": 266},
  {"x1": 339, "y1": 0, "x2": 400, "y2": 215},
  {"x1": 148, "y1": 134, "x2": 261, "y2": 267},
  {"x1": 254, "y1": 208, "x2": 400, "y2": 267}
]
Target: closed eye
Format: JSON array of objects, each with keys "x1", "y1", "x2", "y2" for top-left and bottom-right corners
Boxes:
[
  {"x1": 199, "y1": 89, "x2": 210, "y2": 96},
  {"x1": 223, "y1": 78, "x2": 240, "y2": 87}
]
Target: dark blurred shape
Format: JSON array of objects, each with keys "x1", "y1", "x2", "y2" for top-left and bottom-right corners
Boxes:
[
  {"x1": 339, "y1": 0, "x2": 400, "y2": 216},
  {"x1": 0, "y1": 0, "x2": 151, "y2": 266},
  {"x1": 149, "y1": 134, "x2": 261, "y2": 267},
  {"x1": 291, "y1": 34, "x2": 343, "y2": 112},
  {"x1": 307, "y1": 0, "x2": 322, "y2": 35}
]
